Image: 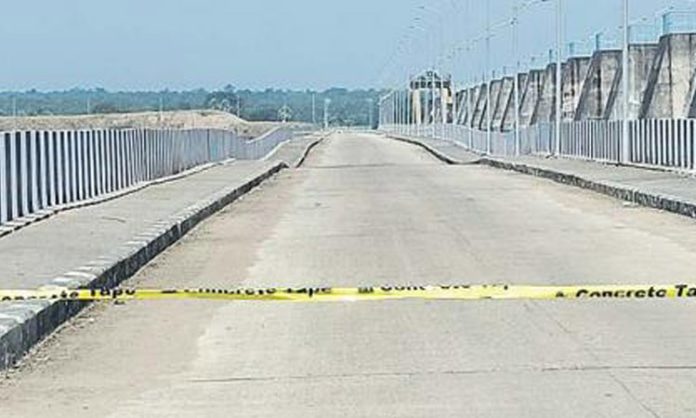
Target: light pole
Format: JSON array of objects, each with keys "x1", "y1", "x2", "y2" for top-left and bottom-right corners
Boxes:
[
  {"x1": 440, "y1": 74, "x2": 447, "y2": 140},
  {"x1": 430, "y1": 71, "x2": 435, "y2": 137},
  {"x1": 464, "y1": 45, "x2": 474, "y2": 149},
  {"x1": 405, "y1": 77, "x2": 411, "y2": 135},
  {"x1": 159, "y1": 96, "x2": 164, "y2": 127},
  {"x1": 554, "y1": 0, "x2": 563, "y2": 157},
  {"x1": 312, "y1": 94, "x2": 316, "y2": 126},
  {"x1": 513, "y1": 0, "x2": 554, "y2": 154},
  {"x1": 397, "y1": 89, "x2": 402, "y2": 133},
  {"x1": 452, "y1": 77, "x2": 457, "y2": 139},
  {"x1": 367, "y1": 98, "x2": 373, "y2": 130},
  {"x1": 409, "y1": 22, "x2": 429, "y2": 136},
  {"x1": 469, "y1": 81, "x2": 474, "y2": 149},
  {"x1": 401, "y1": 89, "x2": 406, "y2": 134},
  {"x1": 323, "y1": 98, "x2": 331, "y2": 130},
  {"x1": 12, "y1": 97, "x2": 17, "y2": 132},
  {"x1": 394, "y1": 90, "x2": 399, "y2": 132},
  {"x1": 513, "y1": 2, "x2": 521, "y2": 156},
  {"x1": 402, "y1": 89, "x2": 408, "y2": 134},
  {"x1": 486, "y1": 2, "x2": 492, "y2": 154},
  {"x1": 379, "y1": 94, "x2": 387, "y2": 128},
  {"x1": 621, "y1": 0, "x2": 630, "y2": 164},
  {"x1": 418, "y1": 5, "x2": 443, "y2": 139}
]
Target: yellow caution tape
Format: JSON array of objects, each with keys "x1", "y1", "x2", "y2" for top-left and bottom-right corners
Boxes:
[{"x1": 2, "y1": 284, "x2": 696, "y2": 302}]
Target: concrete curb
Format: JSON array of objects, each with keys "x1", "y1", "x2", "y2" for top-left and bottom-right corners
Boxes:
[
  {"x1": 0, "y1": 161, "x2": 288, "y2": 370},
  {"x1": 389, "y1": 134, "x2": 696, "y2": 221},
  {"x1": 479, "y1": 157, "x2": 696, "y2": 219},
  {"x1": 295, "y1": 134, "x2": 328, "y2": 168},
  {"x1": 0, "y1": 158, "x2": 236, "y2": 241},
  {"x1": 387, "y1": 134, "x2": 478, "y2": 165}
]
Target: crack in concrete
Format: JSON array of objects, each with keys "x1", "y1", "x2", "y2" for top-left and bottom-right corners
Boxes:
[{"x1": 188, "y1": 364, "x2": 696, "y2": 385}]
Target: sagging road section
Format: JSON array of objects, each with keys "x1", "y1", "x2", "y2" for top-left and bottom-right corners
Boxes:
[{"x1": 3, "y1": 133, "x2": 696, "y2": 417}]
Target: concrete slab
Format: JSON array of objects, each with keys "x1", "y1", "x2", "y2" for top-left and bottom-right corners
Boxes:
[
  {"x1": 0, "y1": 135, "x2": 323, "y2": 369},
  {"x1": 7, "y1": 133, "x2": 696, "y2": 417}
]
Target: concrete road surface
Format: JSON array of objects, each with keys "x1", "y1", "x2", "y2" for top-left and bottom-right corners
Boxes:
[{"x1": 3, "y1": 132, "x2": 696, "y2": 417}]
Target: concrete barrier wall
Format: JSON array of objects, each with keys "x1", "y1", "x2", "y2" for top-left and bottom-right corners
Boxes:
[
  {"x1": 519, "y1": 70, "x2": 545, "y2": 127},
  {"x1": 447, "y1": 33, "x2": 696, "y2": 132},
  {"x1": 0, "y1": 127, "x2": 294, "y2": 226},
  {"x1": 462, "y1": 85, "x2": 482, "y2": 127},
  {"x1": 611, "y1": 45, "x2": 659, "y2": 120},
  {"x1": 575, "y1": 50, "x2": 622, "y2": 120},
  {"x1": 483, "y1": 80, "x2": 503, "y2": 130},
  {"x1": 535, "y1": 63, "x2": 561, "y2": 124},
  {"x1": 563, "y1": 57, "x2": 592, "y2": 121},
  {"x1": 641, "y1": 33, "x2": 696, "y2": 118},
  {"x1": 492, "y1": 77, "x2": 514, "y2": 131},
  {"x1": 471, "y1": 84, "x2": 487, "y2": 129},
  {"x1": 501, "y1": 73, "x2": 528, "y2": 131}
]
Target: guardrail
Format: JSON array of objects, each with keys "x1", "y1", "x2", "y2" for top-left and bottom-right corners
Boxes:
[
  {"x1": 0, "y1": 126, "x2": 297, "y2": 226},
  {"x1": 383, "y1": 119, "x2": 696, "y2": 173}
]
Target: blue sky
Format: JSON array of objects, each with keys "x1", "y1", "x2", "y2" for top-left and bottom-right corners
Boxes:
[{"x1": 0, "y1": 0, "x2": 691, "y2": 91}]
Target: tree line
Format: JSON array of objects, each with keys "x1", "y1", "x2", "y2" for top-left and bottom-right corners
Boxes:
[{"x1": 0, "y1": 86, "x2": 383, "y2": 127}]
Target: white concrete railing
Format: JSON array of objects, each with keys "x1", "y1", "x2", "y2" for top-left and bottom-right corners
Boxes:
[
  {"x1": 629, "y1": 119, "x2": 696, "y2": 171},
  {"x1": 244, "y1": 126, "x2": 297, "y2": 159},
  {"x1": 384, "y1": 120, "x2": 696, "y2": 173},
  {"x1": 0, "y1": 126, "x2": 295, "y2": 225}
]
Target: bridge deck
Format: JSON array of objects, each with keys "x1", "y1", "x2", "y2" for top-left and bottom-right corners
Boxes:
[
  {"x1": 0, "y1": 135, "x2": 317, "y2": 290},
  {"x1": 3, "y1": 133, "x2": 696, "y2": 417}
]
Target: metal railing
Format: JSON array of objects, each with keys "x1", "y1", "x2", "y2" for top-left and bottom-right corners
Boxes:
[
  {"x1": 0, "y1": 126, "x2": 297, "y2": 226},
  {"x1": 630, "y1": 119, "x2": 696, "y2": 171},
  {"x1": 383, "y1": 119, "x2": 696, "y2": 173}
]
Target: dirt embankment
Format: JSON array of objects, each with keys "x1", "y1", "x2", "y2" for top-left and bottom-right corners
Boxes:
[{"x1": 0, "y1": 110, "x2": 281, "y2": 138}]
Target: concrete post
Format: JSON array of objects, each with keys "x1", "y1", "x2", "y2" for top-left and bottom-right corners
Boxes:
[
  {"x1": 10, "y1": 133, "x2": 20, "y2": 218},
  {"x1": 76, "y1": 131, "x2": 84, "y2": 202},
  {"x1": 57, "y1": 132, "x2": 65, "y2": 205},
  {"x1": 20, "y1": 132, "x2": 31, "y2": 215},
  {"x1": 39, "y1": 132, "x2": 48, "y2": 209},
  {"x1": 0, "y1": 134, "x2": 7, "y2": 224},
  {"x1": 88, "y1": 131, "x2": 96, "y2": 199},
  {"x1": 48, "y1": 132, "x2": 57, "y2": 207},
  {"x1": 28, "y1": 132, "x2": 38, "y2": 213}
]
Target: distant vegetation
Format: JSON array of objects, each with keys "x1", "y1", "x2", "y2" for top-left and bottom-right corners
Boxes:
[{"x1": 0, "y1": 86, "x2": 382, "y2": 127}]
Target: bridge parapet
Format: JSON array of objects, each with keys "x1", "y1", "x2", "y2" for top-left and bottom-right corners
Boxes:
[{"x1": 0, "y1": 126, "x2": 298, "y2": 228}]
